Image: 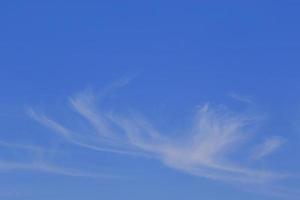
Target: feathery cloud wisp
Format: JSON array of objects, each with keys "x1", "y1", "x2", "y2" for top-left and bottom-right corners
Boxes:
[
  {"x1": 0, "y1": 160, "x2": 110, "y2": 178},
  {"x1": 252, "y1": 137, "x2": 284, "y2": 160},
  {"x1": 229, "y1": 92, "x2": 253, "y2": 104},
  {"x1": 27, "y1": 91, "x2": 284, "y2": 184}
]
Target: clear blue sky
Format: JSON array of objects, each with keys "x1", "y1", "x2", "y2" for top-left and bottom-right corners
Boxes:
[{"x1": 1, "y1": 1, "x2": 300, "y2": 199}]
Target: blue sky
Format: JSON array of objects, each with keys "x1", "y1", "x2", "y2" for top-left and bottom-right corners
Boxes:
[{"x1": 1, "y1": 1, "x2": 300, "y2": 199}]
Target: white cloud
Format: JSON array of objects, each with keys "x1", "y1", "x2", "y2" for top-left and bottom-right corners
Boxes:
[
  {"x1": 252, "y1": 137, "x2": 284, "y2": 160},
  {"x1": 1, "y1": 89, "x2": 293, "y2": 196},
  {"x1": 229, "y1": 92, "x2": 253, "y2": 104},
  {"x1": 0, "y1": 140, "x2": 43, "y2": 152},
  {"x1": 27, "y1": 91, "x2": 284, "y2": 184},
  {"x1": 0, "y1": 160, "x2": 110, "y2": 178},
  {"x1": 109, "y1": 103, "x2": 281, "y2": 183},
  {"x1": 0, "y1": 140, "x2": 107, "y2": 178}
]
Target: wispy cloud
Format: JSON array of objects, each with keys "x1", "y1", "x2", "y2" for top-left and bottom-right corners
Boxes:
[
  {"x1": 1, "y1": 89, "x2": 293, "y2": 196},
  {"x1": 108, "y1": 103, "x2": 282, "y2": 183},
  {"x1": 0, "y1": 138, "x2": 112, "y2": 178},
  {"x1": 229, "y1": 92, "x2": 253, "y2": 104},
  {"x1": 252, "y1": 137, "x2": 284, "y2": 160},
  {"x1": 27, "y1": 105, "x2": 143, "y2": 156},
  {"x1": 0, "y1": 140, "x2": 43, "y2": 152},
  {"x1": 27, "y1": 91, "x2": 285, "y2": 184},
  {"x1": 0, "y1": 160, "x2": 110, "y2": 178}
]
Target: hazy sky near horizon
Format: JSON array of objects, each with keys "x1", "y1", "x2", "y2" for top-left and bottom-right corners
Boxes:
[{"x1": 1, "y1": 1, "x2": 300, "y2": 200}]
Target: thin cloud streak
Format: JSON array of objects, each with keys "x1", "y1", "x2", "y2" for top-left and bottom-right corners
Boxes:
[
  {"x1": 0, "y1": 160, "x2": 110, "y2": 178},
  {"x1": 252, "y1": 137, "x2": 284, "y2": 160},
  {"x1": 69, "y1": 92, "x2": 114, "y2": 139},
  {"x1": 0, "y1": 139, "x2": 112, "y2": 178},
  {"x1": 229, "y1": 92, "x2": 253, "y2": 104},
  {"x1": 28, "y1": 108, "x2": 146, "y2": 157},
  {"x1": 0, "y1": 140, "x2": 43, "y2": 152}
]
